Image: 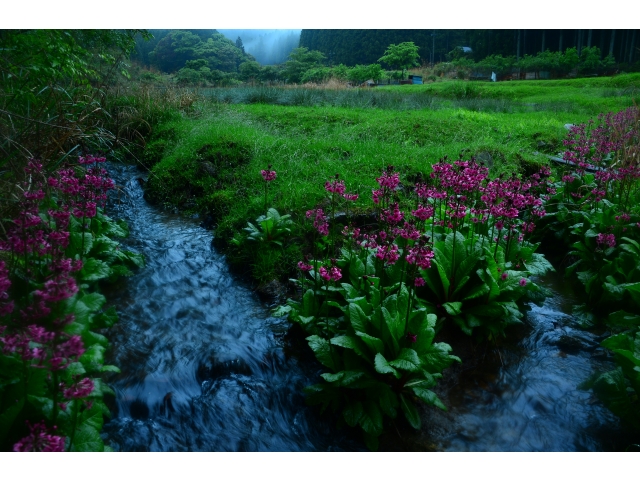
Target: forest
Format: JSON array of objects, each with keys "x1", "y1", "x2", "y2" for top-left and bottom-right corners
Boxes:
[{"x1": 300, "y1": 30, "x2": 639, "y2": 67}]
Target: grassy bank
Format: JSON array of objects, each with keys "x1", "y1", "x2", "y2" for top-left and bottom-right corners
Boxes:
[{"x1": 136, "y1": 75, "x2": 639, "y2": 286}]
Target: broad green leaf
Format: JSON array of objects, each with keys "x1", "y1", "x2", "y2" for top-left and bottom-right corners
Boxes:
[
  {"x1": 349, "y1": 257, "x2": 366, "y2": 285},
  {"x1": 356, "y1": 332, "x2": 384, "y2": 353},
  {"x1": 382, "y1": 306, "x2": 403, "y2": 345},
  {"x1": 321, "y1": 372, "x2": 344, "y2": 383},
  {"x1": 457, "y1": 250, "x2": 482, "y2": 280},
  {"x1": 359, "y1": 400, "x2": 383, "y2": 436},
  {"x1": 343, "y1": 400, "x2": 363, "y2": 427},
  {"x1": 397, "y1": 284, "x2": 410, "y2": 324},
  {"x1": 66, "y1": 362, "x2": 86, "y2": 376},
  {"x1": 602, "y1": 332, "x2": 634, "y2": 352},
  {"x1": 420, "y1": 342, "x2": 460, "y2": 373},
  {"x1": 349, "y1": 303, "x2": 369, "y2": 334},
  {"x1": 307, "y1": 335, "x2": 337, "y2": 371},
  {"x1": 95, "y1": 306, "x2": 118, "y2": 328},
  {"x1": 302, "y1": 288, "x2": 317, "y2": 316},
  {"x1": 341, "y1": 283, "x2": 359, "y2": 300},
  {"x1": 462, "y1": 282, "x2": 490, "y2": 301},
  {"x1": 443, "y1": 302, "x2": 462, "y2": 316},
  {"x1": 79, "y1": 292, "x2": 106, "y2": 312},
  {"x1": 452, "y1": 275, "x2": 471, "y2": 298},
  {"x1": 330, "y1": 335, "x2": 366, "y2": 359},
  {"x1": 100, "y1": 364, "x2": 121, "y2": 374},
  {"x1": 421, "y1": 266, "x2": 444, "y2": 301},
  {"x1": 399, "y1": 393, "x2": 421, "y2": 429},
  {"x1": 80, "y1": 345, "x2": 105, "y2": 371},
  {"x1": 389, "y1": 348, "x2": 421, "y2": 372},
  {"x1": 339, "y1": 370, "x2": 367, "y2": 387},
  {"x1": 412, "y1": 387, "x2": 447, "y2": 410},
  {"x1": 372, "y1": 384, "x2": 398, "y2": 419},
  {"x1": 71, "y1": 424, "x2": 104, "y2": 452},
  {"x1": 525, "y1": 253, "x2": 554, "y2": 276},
  {"x1": 374, "y1": 353, "x2": 400, "y2": 378},
  {"x1": 434, "y1": 259, "x2": 451, "y2": 298},
  {"x1": 592, "y1": 368, "x2": 632, "y2": 421},
  {"x1": 69, "y1": 232, "x2": 93, "y2": 256},
  {"x1": 80, "y1": 258, "x2": 111, "y2": 282}
]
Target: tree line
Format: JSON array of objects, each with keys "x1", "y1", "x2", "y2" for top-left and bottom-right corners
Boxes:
[{"x1": 299, "y1": 29, "x2": 639, "y2": 69}]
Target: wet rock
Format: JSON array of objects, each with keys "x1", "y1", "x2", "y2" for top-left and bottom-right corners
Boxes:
[
  {"x1": 196, "y1": 357, "x2": 252, "y2": 383},
  {"x1": 554, "y1": 332, "x2": 599, "y2": 354},
  {"x1": 256, "y1": 279, "x2": 287, "y2": 304},
  {"x1": 200, "y1": 213, "x2": 215, "y2": 230}
]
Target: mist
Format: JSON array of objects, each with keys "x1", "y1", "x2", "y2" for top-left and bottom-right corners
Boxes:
[{"x1": 217, "y1": 29, "x2": 301, "y2": 65}]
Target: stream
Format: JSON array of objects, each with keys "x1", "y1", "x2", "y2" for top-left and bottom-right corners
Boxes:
[{"x1": 100, "y1": 163, "x2": 627, "y2": 452}]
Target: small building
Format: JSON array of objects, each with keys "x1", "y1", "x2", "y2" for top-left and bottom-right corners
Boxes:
[{"x1": 408, "y1": 75, "x2": 423, "y2": 85}]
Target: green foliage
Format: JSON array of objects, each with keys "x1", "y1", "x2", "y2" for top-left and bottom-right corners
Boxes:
[
  {"x1": 237, "y1": 208, "x2": 293, "y2": 247},
  {"x1": 420, "y1": 233, "x2": 550, "y2": 339},
  {"x1": 347, "y1": 64, "x2": 383, "y2": 84},
  {"x1": 150, "y1": 30, "x2": 255, "y2": 75},
  {"x1": 0, "y1": 204, "x2": 142, "y2": 451},
  {"x1": 0, "y1": 29, "x2": 144, "y2": 172},
  {"x1": 282, "y1": 47, "x2": 327, "y2": 84},
  {"x1": 378, "y1": 42, "x2": 420, "y2": 79},
  {"x1": 283, "y1": 263, "x2": 459, "y2": 448}
]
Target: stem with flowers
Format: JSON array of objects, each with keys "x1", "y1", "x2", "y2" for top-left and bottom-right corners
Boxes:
[
  {"x1": 0, "y1": 156, "x2": 144, "y2": 452},
  {"x1": 274, "y1": 157, "x2": 554, "y2": 449}
]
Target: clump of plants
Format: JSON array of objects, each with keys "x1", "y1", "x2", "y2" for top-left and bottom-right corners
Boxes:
[
  {"x1": 0, "y1": 155, "x2": 143, "y2": 451},
  {"x1": 539, "y1": 106, "x2": 640, "y2": 431},
  {"x1": 539, "y1": 106, "x2": 640, "y2": 323},
  {"x1": 275, "y1": 156, "x2": 554, "y2": 449}
]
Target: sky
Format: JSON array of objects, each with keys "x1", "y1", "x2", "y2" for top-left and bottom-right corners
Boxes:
[{"x1": 3, "y1": 1, "x2": 636, "y2": 29}]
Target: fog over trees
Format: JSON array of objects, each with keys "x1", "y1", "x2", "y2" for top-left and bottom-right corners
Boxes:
[{"x1": 217, "y1": 30, "x2": 301, "y2": 65}]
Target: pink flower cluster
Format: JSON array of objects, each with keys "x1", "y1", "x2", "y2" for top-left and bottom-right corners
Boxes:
[
  {"x1": 1, "y1": 155, "x2": 115, "y2": 451},
  {"x1": 596, "y1": 233, "x2": 616, "y2": 249},
  {"x1": 261, "y1": 168, "x2": 277, "y2": 182},
  {"x1": 13, "y1": 421, "x2": 65, "y2": 452},
  {"x1": 319, "y1": 265, "x2": 342, "y2": 282},
  {"x1": 306, "y1": 208, "x2": 329, "y2": 236},
  {"x1": 325, "y1": 175, "x2": 359, "y2": 201}
]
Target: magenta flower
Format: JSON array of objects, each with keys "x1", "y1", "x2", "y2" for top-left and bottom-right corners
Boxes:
[
  {"x1": 342, "y1": 193, "x2": 359, "y2": 201},
  {"x1": 319, "y1": 266, "x2": 342, "y2": 282},
  {"x1": 13, "y1": 421, "x2": 65, "y2": 452},
  {"x1": 306, "y1": 209, "x2": 329, "y2": 236},
  {"x1": 297, "y1": 261, "x2": 313, "y2": 272},
  {"x1": 596, "y1": 233, "x2": 616, "y2": 249},
  {"x1": 519, "y1": 278, "x2": 527, "y2": 287},
  {"x1": 325, "y1": 178, "x2": 345, "y2": 195},
  {"x1": 62, "y1": 377, "x2": 95, "y2": 399},
  {"x1": 260, "y1": 166, "x2": 277, "y2": 182},
  {"x1": 414, "y1": 277, "x2": 425, "y2": 287},
  {"x1": 406, "y1": 332, "x2": 417, "y2": 343}
]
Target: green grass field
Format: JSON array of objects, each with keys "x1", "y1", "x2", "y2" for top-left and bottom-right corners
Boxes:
[{"x1": 137, "y1": 74, "x2": 639, "y2": 283}]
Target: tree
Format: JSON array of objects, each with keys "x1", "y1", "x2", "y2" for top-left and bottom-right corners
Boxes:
[
  {"x1": 239, "y1": 60, "x2": 261, "y2": 81},
  {"x1": 281, "y1": 47, "x2": 326, "y2": 83},
  {"x1": 236, "y1": 36, "x2": 245, "y2": 54},
  {"x1": 347, "y1": 64, "x2": 383, "y2": 85},
  {"x1": 378, "y1": 42, "x2": 420, "y2": 79}
]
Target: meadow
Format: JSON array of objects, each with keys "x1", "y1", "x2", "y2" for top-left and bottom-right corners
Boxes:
[{"x1": 138, "y1": 74, "x2": 640, "y2": 283}]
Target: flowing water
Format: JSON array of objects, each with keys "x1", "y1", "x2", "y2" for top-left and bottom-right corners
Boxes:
[{"x1": 101, "y1": 163, "x2": 628, "y2": 452}]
